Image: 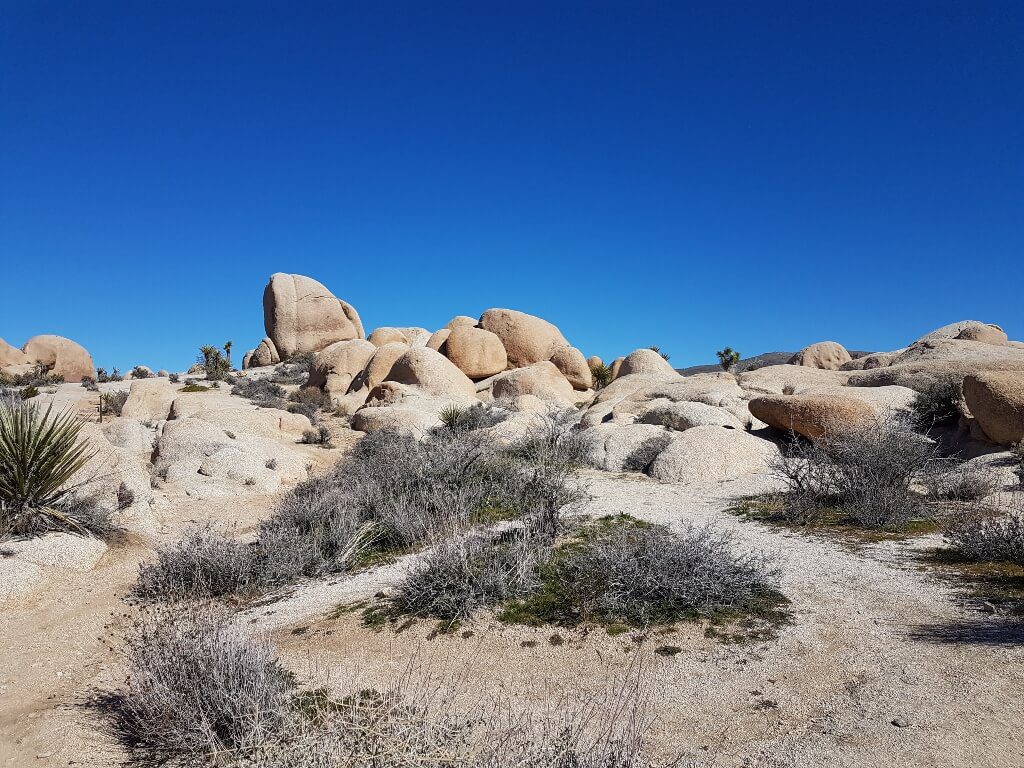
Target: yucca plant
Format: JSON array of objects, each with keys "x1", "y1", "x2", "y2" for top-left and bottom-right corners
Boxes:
[
  {"x1": 438, "y1": 403, "x2": 466, "y2": 430},
  {"x1": 716, "y1": 347, "x2": 741, "y2": 372},
  {"x1": 0, "y1": 397, "x2": 100, "y2": 536}
]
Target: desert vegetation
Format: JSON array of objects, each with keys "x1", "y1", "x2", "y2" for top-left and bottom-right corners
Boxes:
[
  {"x1": 0, "y1": 396, "x2": 114, "y2": 538},
  {"x1": 95, "y1": 605, "x2": 661, "y2": 768}
]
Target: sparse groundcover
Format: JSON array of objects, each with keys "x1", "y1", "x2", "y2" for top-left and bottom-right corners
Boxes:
[
  {"x1": 100, "y1": 390, "x2": 129, "y2": 417},
  {"x1": 94, "y1": 606, "x2": 664, "y2": 768},
  {"x1": 232, "y1": 377, "x2": 287, "y2": 408},
  {"x1": 132, "y1": 410, "x2": 591, "y2": 604},
  {"x1": 377, "y1": 514, "x2": 786, "y2": 635},
  {"x1": 271, "y1": 351, "x2": 316, "y2": 384},
  {"x1": 288, "y1": 387, "x2": 333, "y2": 424},
  {"x1": 499, "y1": 516, "x2": 786, "y2": 631}
]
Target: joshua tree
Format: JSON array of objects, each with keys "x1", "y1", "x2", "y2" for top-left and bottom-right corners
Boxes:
[
  {"x1": 648, "y1": 345, "x2": 670, "y2": 361},
  {"x1": 716, "y1": 347, "x2": 741, "y2": 372},
  {"x1": 223, "y1": 341, "x2": 233, "y2": 369},
  {"x1": 198, "y1": 345, "x2": 230, "y2": 381}
]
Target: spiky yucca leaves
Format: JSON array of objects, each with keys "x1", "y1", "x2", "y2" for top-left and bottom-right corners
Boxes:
[
  {"x1": 438, "y1": 403, "x2": 466, "y2": 430},
  {"x1": 589, "y1": 362, "x2": 612, "y2": 390},
  {"x1": 0, "y1": 397, "x2": 99, "y2": 535},
  {"x1": 716, "y1": 347, "x2": 740, "y2": 372}
]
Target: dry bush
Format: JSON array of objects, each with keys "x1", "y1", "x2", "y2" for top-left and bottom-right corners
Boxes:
[
  {"x1": 910, "y1": 378, "x2": 962, "y2": 428},
  {"x1": 100, "y1": 390, "x2": 129, "y2": 417},
  {"x1": 95, "y1": 604, "x2": 666, "y2": 768},
  {"x1": 944, "y1": 495, "x2": 1024, "y2": 565},
  {"x1": 132, "y1": 526, "x2": 262, "y2": 602},
  {"x1": 300, "y1": 425, "x2": 333, "y2": 447},
  {"x1": 232, "y1": 378, "x2": 287, "y2": 408},
  {"x1": 769, "y1": 415, "x2": 941, "y2": 529},
  {"x1": 95, "y1": 606, "x2": 296, "y2": 766},
  {"x1": 923, "y1": 460, "x2": 1000, "y2": 502},
  {"x1": 394, "y1": 527, "x2": 548, "y2": 623},
  {"x1": 623, "y1": 433, "x2": 671, "y2": 474},
  {"x1": 503, "y1": 517, "x2": 781, "y2": 627}
]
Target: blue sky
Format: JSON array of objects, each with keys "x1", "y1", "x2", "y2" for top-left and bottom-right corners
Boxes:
[{"x1": 2, "y1": 1, "x2": 1022, "y2": 372}]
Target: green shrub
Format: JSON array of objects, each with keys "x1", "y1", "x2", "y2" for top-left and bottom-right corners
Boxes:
[
  {"x1": 198, "y1": 345, "x2": 231, "y2": 381},
  {"x1": 130, "y1": 366, "x2": 154, "y2": 379},
  {"x1": 300, "y1": 426, "x2": 333, "y2": 447}
]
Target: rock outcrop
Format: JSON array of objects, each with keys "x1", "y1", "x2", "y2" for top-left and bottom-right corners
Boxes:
[
  {"x1": 962, "y1": 372, "x2": 1024, "y2": 446},
  {"x1": 748, "y1": 393, "x2": 876, "y2": 440},
  {"x1": 789, "y1": 341, "x2": 852, "y2": 370},
  {"x1": 615, "y1": 348, "x2": 679, "y2": 378},
  {"x1": 306, "y1": 339, "x2": 377, "y2": 402},
  {"x1": 20, "y1": 335, "x2": 95, "y2": 382},
  {"x1": 443, "y1": 326, "x2": 508, "y2": 379},
  {"x1": 262, "y1": 273, "x2": 363, "y2": 360}
]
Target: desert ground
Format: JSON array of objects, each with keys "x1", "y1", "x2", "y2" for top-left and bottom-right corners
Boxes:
[{"x1": 2, "y1": 274, "x2": 1023, "y2": 767}]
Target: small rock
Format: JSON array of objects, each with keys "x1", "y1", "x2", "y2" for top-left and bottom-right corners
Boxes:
[{"x1": 891, "y1": 717, "x2": 910, "y2": 728}]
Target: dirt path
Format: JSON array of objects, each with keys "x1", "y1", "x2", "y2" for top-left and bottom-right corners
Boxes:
[{"x1": 260, "y1": 470, "x2": 1024, "y2": 768}]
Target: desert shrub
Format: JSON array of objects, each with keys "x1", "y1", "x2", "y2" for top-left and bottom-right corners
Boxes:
[
  {"x1": 589, "y1": 362, "x2": 613, "y2": 390},
  {"x1": 924, "y1": 461, "x2": 1000, "y2": 502},
  {"x1": 436, "y1": 402, "x2": 507, "y2": 434},
  {"x1": 301, "y1": 425, "x2": 333, "y2": 447},
  {"x1": 168, "y1": 372, "x2": 180, "y2": 384},
  {"x1": 0, "y1": 365, "x2": 64, "y2": 390},
  {"x1": 622, "y1": 432, "x2": 671, "y2": 473},
  {"x1": 910, "y1": 378, "x2": 962, "y2": 428},
  {"x1": 288, "y1": 388, "x2": 333, "y2": 424},
  {"x1": 945, "y1": 509, "x2": 1024, "y2": 565},
  {"x1": 0, "y1": 397, "x2": 112, "y2": 538},
  {"x1": 647, "y1": 345, "x2": 669, "y2": 361},
  {"x1": 98, "y1": 367, "x2": 123, "y2": 383},
  {"x1": 96, "y1": 606, "x2": 296, "y2": 765},
  {"x1": 131, "y1": 366, "x2": 154, "y2": 379},
  {"x1": 768, "y1": 416, "x2": 940, "y2": 529},
  {"x1": 198, "y1": 345, "x2": 231, "y2": 381},
  {"x1": 502, "y1": 517, "x2": 780, "y2": 627},
  {"x1": 117, "y1": 483, "x2": 135, "y2": 510},
  {"x1": 132, "y1": 526, "x2": 262, "y2": 602},
  {"x1": 271, "y1": 353, "x2": 315, "y2": 384},
  {"x1": 100, "y1": 390, "x2": 129, "y2": 417},
  {"x1": 1013, "y1": 442, "x2": 1024, "y2": 487},
  {"x1": 97, "y1": 606, "x2": 660, "y2": 768},
  {"x1": 81, "y1": 376, "x2": 99, "y2": 391},
  {"x1": 179, "y1": 383, "x2": 210, "y2": 393},
  {"x1": 232, "y1": 377, "x2": 287, "y2": 408},
  {"x1": 394, "y1": 528, "x2": 548, "y2": 623}
]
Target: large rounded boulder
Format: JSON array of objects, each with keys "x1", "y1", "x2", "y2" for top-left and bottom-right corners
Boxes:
[
  {"x1": 478, "y1": 308, "x2": 567, "y2": 368},
  {"x1": 649, "y1": 428, "x2": 778, "y2": 485},
  {"x1": 550, "y1": 344, "x2": 593, "y2": 390},
  {"x1": 491, "y1": 361, "x2": 574, "y2": 405},
  {"x1": 962, "y1": 372, "x2": 1024, "y2": 446},
  {"x1": 306, "y1": 339, "x2": 377, "y2": 401},
  {"x1": 748, "y1": 393, "x2": 875, "y2": 440},
  {"x1": 616, "y1": 348, "x2": 679, "y2": 379},
  {"x1": 263, "y1": 273, "x2": 364, "y2": 360},
  {"x1": 385, "y1": 347, "x2": 476, "y2": 398},
  {"x1": 0, "y1": 338, "x2": 30, "y2": 368},
  {"x1": 444, "y1": 326, "x2": 508, "y2": 379},
  {"x1": 21, "y1": 335, "x2": 95, "y2": 382},
  {"x1": 789, "y1": 341, "x2": 852, "y2": 370}
]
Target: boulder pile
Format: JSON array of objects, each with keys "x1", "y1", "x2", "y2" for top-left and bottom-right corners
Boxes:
[{"x1": 0, "y1": 334, "x2": 95, "y2": 382}]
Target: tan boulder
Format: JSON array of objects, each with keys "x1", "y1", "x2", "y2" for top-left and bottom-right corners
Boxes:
[
  {"x1": 840, "y1": 350, "x2": 903, "y2": 371},
  {"x1": 956, "y1": 325, "x2": 1008, "y2": 345},
  {"x1": 789, "y1": 341, "x2": 852, "y2": 370},
  {"x1": 444, "y1": 326, "x2": 508, "y2": 379},
  {"x1": 445, "y1": 316, "x2": 478, "y2": 331},
  {"x1": 263, "y1": 273, "x2": 363, "y2": 360},
  {"x1": 122, "y1": 378, "x2": 178, "y2": 421},
  {"x1": 609, "y1": 356, "x2": 625, "y2": 380},
  {"x1": 738, "y1": 364, "x2": 851, "y2": 395},
  {"x1": 847, "y1": 339, "x2": 1024, "y2": 391},
  {"x1": 916, "y1": 320, "x2": 1003, "y2": 344},
  {"x1": 21, "y1": 335, "x2": 95, "y2": 382},
  {"x1": 587, "y1": 355, "x2": 603, "y2": 369},
  {"x1": 748, "y1": 393, "x2": 876, "y2": 440},
  {"x1": 0, "y1": 338, "x2": 29, "y2": 368},
  {"x1": 550, "y1": 345, "x2": 593, "y2": 390},
  {"x1": 247, "y1": 337, "x2": 281, "y2": 368},
  {"x1": 306, "y1": 339, "x2": 377, "y2": 401},
  {"x1": 617, "y1": 348, "x2": 679, "y2": 378},
  {"x1": 368, "y1": 327, "x2": 431, "y2": 348},
  {"x1": 351, "y1": 406, "x2": 439, "y2": 437},
  {"x1": 649, "y1": 427, "x2": 778, "y2": 485},
  {"x1": 491, "y1": 362, "x2": 574, "y2": 405},
  {"x1": 349, "y1": 341, "x2": 409, "y2": 393},
  {"x1": 638, "y1": 401, "x2": 745, "y2": 431},
  {"x1": 478, "y1": 308, "x2": 568, "y2": 368},
  {"x1": 426, "y1": 328, "x2": 451, "y2": 352},
  {"x1": 962, "y1": 372, "x2": 1024, "y2": 446},
  {"x1": 385, "y1": 347, "x2": 476, "y2": 398}
]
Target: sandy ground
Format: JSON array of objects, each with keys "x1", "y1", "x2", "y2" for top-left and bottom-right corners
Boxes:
[{"x1": 2, "y1": 463, "x2": 1023, "y2": 767}]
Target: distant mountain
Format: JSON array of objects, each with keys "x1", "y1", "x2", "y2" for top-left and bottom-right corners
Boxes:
[{"x1": 675, "y1": 350, "x2": 874, "y2": 376}]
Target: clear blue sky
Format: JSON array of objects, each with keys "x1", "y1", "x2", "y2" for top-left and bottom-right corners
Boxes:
[{"x1": 2, "y1": 2, "x2": 1022, "y2": 372}]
